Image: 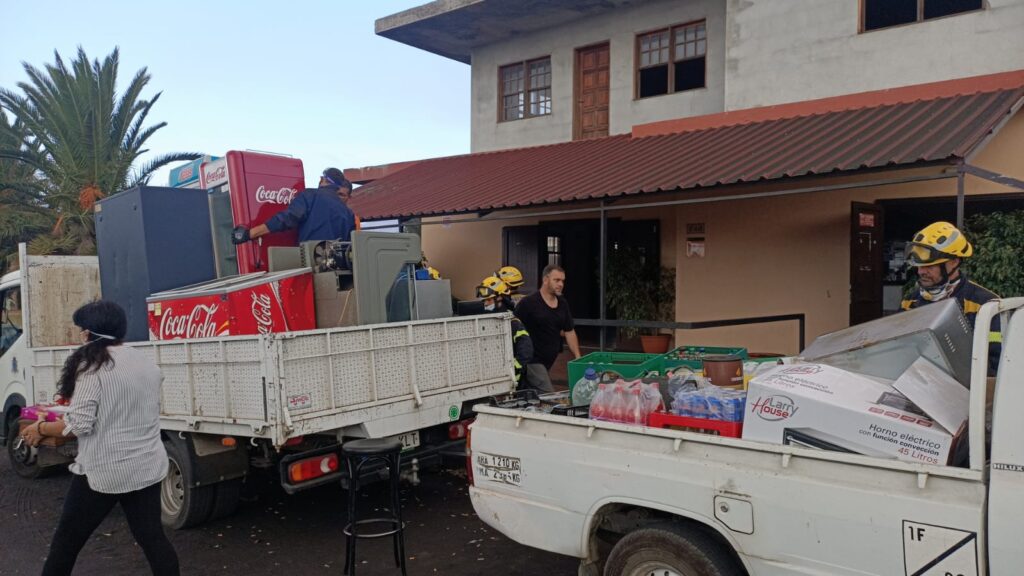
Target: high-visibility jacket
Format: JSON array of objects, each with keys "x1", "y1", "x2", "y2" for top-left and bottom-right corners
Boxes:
[
  {"x1": 511, "y1": 317, "x2": 533, "y2": 384},
  {"x1": 902, "y1": 275, "x2": 1001, "y2": 370}
]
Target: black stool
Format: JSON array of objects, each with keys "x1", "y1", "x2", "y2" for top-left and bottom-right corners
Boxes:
[{"x1": 341, "y1": 438, "x2": 407, "y2": 576}]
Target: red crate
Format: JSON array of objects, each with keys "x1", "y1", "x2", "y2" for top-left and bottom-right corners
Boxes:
[{"x1": 647, "y1": 411, "x2": 743, "y2": 438}]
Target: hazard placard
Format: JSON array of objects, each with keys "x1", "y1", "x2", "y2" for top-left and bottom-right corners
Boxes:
[{"x1": 903, "y1": 520, "x2": 978, "y2": 576}]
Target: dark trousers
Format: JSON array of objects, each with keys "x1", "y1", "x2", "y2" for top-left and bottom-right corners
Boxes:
[{"x1": 42, "y1": 474, "x2": 179, "y2": 576}]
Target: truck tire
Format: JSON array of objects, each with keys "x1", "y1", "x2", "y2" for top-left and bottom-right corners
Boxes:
[
  {"x1": 161, "y1": 439, "x2": 214, "y2": 529},
  {"x1": 603, "y1": 524, "x2": 743, "y2": 576},
  {"x1": 6, "y1": 419, "x2": 57, "y2": 479},
  {"x1": 207, "y1": 478, "x2": 242, "y2": 522}
]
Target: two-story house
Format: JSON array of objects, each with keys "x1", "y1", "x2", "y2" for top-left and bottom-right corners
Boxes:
[{"x1": 347, "y1": 0, "x2": 1024, "y2": 356}]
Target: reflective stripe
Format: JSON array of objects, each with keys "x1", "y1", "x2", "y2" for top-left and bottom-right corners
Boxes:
[
  {"x1": 900, "y1": 299, "x2": 915, "y2": 311},
  {"x1": 514, "y1": 329, "x2": 530, "y2": 340},
  {"x1": 989, "y1": 332, "x2": 1003, "y2": 344},
  {"x1": 962, "y1": 300, "x2": 983, "y2": 315}
]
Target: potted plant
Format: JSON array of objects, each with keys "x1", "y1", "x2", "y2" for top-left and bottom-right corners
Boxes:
[
  {"x1": 605, "y1": 247, "x2": 676, "y2": 353},
  {"x1": 639, "y1": 266, "x2": 676, "y2": 353}
]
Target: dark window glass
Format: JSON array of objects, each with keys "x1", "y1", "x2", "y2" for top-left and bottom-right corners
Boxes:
[
  {"x1": 864, "y1": 0, "x2": 917, "y2": 30},
  {"x1": 674, "y1": 57, "x2": 706, "y2": 92},
  {"x1": 924, "y1": 0, "x2": 983, "y2": 19},
  {"x1": 639, "y1": 65, "x2": 669, "y2": 98}
]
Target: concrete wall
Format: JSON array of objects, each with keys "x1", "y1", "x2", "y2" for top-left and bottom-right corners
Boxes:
[
  {"x1": 725, "y1": 0, "x2": 1024, "y2": 110},
  {"x1": 672, "y1": 113, "x2": 1024, "y2": 355},
  {"x1": 469, "y1": 0, "x2": 726, "y2": 152},
  {"x1": 423, "y1": 113, "x2": 1024, "y2": 356}
]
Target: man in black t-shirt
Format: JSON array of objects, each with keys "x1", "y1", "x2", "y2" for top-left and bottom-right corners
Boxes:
[{"x1": 514, "y1": 264, "x2": 582, "y2": 391}]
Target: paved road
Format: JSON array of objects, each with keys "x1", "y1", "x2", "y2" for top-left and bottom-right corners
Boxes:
[{"x1": 0, "y1": 455, "x2": 579, "y2": 575}]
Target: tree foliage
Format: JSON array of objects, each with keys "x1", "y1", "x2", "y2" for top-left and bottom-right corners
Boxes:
[
  {"x1": 605, "y1": 246, "x2": 676, "y2": 338},
  {"x1": 964, "y1": 209, "x2": 1024, "y2": 298},
  {"x1": 0, "y1": 47, "x2": 199, "y2": 261}
]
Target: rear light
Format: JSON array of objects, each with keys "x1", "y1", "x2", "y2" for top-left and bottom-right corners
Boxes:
[
  {"x1": 284, "y1": 436, "x2": 305, "y2": 447},
  {"x1": 449, "y1": 418, "x2": 474, "y2": 440},
  {"x1": 466, "y1": 423, "x2": 474, "y2": 486},
  {"x1": 288, "y1": 453, "x2": 339, "y2": 484},
  {"x1": 221, "y1": 437, "x2": 237, "y2": 447}
]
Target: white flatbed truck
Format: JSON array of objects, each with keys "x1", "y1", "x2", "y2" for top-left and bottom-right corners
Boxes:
[
  {"x1": 1, "y1": 244, "x2": 515, "y2": 528},
  {"x1": 467, "y1": 300, "x2": 1023, "y2": 575}
]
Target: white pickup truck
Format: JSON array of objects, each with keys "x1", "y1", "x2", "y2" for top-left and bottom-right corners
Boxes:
[
  {"x1": 1, "y1": 243, "x2": 515, "y2": 528},
  {"x1": 468, "y1": 300, "x2": 1023, "y2": 576}
]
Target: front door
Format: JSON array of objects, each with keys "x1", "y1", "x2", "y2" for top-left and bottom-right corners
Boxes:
[
  {"x1": 850, "y1": 202, "x2": 884, "y2": 325},
  {"x1": 575, "y1": 42, "x2": 610, "y2": 140}
]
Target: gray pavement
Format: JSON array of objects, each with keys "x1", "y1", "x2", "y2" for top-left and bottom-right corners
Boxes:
[{"x1": 0, "y1": 454, "x2": 579, "y2": 575}]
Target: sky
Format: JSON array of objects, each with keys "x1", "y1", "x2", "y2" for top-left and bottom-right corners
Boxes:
[{"x1": 1, "y1": 0, "x2": 471, "y2": 188}]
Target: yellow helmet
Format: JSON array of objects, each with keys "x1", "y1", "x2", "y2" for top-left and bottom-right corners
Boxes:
[
  {"x1": 477, "y1": 276, "x2": 511, "y2": 299},
  {"x1": 905, "y1": 221, "x2": 973, "y2": 267},
  {"x1": 497, "y1": 266, "x2": 524, "y2": 289}
]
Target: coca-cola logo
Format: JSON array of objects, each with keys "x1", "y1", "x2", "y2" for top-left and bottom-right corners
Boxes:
[
  {"x1": 159, "y1": 304, "x2": 221, "y2": 339},
  {"x1": 204, "y1": 165, "x2": 227, "y2": 185},
  {"x1": 251, "y1": 292, "x2": 274, "y2": 335},
  {"x1": 255, "y1": 185, "x2": 298, "y2": 205}
]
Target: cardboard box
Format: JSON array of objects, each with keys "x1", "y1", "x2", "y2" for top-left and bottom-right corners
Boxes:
[{"x1": 743, "y1": 364, "x2": 963, "y2": 465}]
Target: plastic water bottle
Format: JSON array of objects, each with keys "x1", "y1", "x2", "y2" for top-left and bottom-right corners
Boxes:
[
  {"x1": 643, "y1": 382, "x2": 663, "y2": 414},
  {"x1": 625, "y1": 389, "x2": 644, "y2": 425},
  {"x1": 589, "y1": 384, "x2": 608, "y2": 420},
  {"x1": 572, "y1": 368, "x2": 600, "y2": 405},
  {"x1": 608, "y1": 385, "x2": 627, "y2": 423}
]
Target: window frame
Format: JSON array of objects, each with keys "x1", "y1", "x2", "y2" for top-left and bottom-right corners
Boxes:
[
  {"x1": 498, "y1": 56, "x2": 553, "y2": 123},
  {"x1": 859, "y1": 0, "x2": 986, "y2": 33},
  {"x1": 634, "y1": 19, "x2": 708, "y2": 100}
]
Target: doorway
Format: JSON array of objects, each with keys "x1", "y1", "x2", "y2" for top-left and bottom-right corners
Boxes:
[
  {"x1": 502, "y1": 218, "x2": 660, "y2": 345},
  {"x1": 854, "y1": 194, "x2": 1024, "y2": 322},
  {"x1": 574, "y1": 42, "x2": 610, "y2": 140}
]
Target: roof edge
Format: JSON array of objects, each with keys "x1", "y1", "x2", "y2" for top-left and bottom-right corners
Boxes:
[{"x1": 633, "y1": 69, "x2": 1024, "y2": 138}]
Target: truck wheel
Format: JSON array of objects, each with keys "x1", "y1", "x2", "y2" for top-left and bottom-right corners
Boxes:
[
  {"x1": 6, "y1": 419, "x2": 54, "y2": 479},
  {"x1": 207, "y1": 478, "x2": 242, "y2": 522},
  {"x1": 161, "y1": 440, "x2": 214, "y2": 529},
  {"x1": 603, "y1": 525, "x2": 742, "y2": 576}
]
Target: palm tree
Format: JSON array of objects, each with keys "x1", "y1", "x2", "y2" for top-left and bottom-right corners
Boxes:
[
  {"x1": 0, "y1": 47, "x2": 199, "y2": 256},
  {"x1": 0, "y1": 110, "x2": 52, "y2": 273}
]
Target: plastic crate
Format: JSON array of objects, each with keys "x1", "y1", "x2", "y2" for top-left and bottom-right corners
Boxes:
[
  {"x1": 647, "y1": 411, "x2": 743, "y2": 438},
  {"x1": 659, "y1": 346, "x2": 749, "y2": 371},
  {"x1": 567, "y1": 352, "x2": 663, "y2": 393}
]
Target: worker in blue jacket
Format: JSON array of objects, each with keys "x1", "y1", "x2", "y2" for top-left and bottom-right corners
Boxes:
[{"x1": 232, "y1": 167, "x2": 356, "y2": 245}]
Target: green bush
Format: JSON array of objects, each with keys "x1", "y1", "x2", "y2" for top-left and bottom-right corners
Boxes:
[{"x1": 964, "y1": 210, "x2": 1024, "y2": 298}]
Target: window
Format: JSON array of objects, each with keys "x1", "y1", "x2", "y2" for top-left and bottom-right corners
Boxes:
[
  {"x1": 863, "y1": 0, "x2": 983, "y2": 31},
  {"x1": 0, "y1": 287, "x2": 22, "y2": 357},
  {"x1": 637, "y1": 20, "x2": 706, "y2": 99},
  {"x1": 500, "y1": 57, "x2": 552, "y2": 122},
  {"x1": 546, "y1": 235, "x2": 562, "y2": 267}
]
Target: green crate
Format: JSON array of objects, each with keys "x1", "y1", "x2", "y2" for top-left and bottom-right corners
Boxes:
[
  {"x1": 659, "y1": 346, "x2": 749, "y2": 372},
  {"x1": 567, "y1": 352, "x2": 663, "y2": 392}
]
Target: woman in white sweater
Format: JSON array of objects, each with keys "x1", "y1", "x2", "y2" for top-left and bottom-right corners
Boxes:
[{"x1": 20, "y1": 300, "x2": 178, "y2": 576}]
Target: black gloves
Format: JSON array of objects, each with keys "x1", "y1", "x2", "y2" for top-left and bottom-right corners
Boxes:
[{"x1": 232, "y1": 226, "x2": 251, "y2": 244}]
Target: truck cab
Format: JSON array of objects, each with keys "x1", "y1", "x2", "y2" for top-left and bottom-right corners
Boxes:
[{"x1": 0, "y1": 270, "x2": 30, "y2": 458}]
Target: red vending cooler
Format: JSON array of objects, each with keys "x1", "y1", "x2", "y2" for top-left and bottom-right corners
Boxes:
[
  {"x1": 202, "y1": 151, "x2": 305, "y2": 276},
  {"x1": 146, "y1": 269, "x2": 315, "y2": 340}
]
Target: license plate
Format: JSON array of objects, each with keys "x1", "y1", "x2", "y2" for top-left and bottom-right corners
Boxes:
[
  {"x1": 390, "y1": 431, "x2": 420, "y2": 452},
  {"x1": 474, "y1": 452, "x2": 521, "y2": 486}
]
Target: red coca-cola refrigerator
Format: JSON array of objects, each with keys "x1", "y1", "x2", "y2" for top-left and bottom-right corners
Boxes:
[
  {"x1": 146, "y1": 269, "x2": 315, "y2": 340},
  {"x1": 202, "y1": 151, "x2": 305, "y2": 277}
]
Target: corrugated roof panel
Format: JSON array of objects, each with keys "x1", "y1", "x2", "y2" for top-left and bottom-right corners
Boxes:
[{"x1": 349, "y1": 85, "x2": 1024, "y2": 220}]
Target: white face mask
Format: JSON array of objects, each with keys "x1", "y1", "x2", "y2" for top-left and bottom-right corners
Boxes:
[
  {"x1": 483, "y1": 300, "x2": 496, "y2": 312},
  {"x1": 920, "y1": 277, "x2": 961, "y2": 302}
]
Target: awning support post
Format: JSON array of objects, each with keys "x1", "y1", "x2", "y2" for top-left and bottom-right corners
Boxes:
[
  {"x1": 599, "y1": 200, "x2": 608, "y2": 352},
  {"x1": 956, "y1": 163, "x2": 966, "y2": 230}
]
